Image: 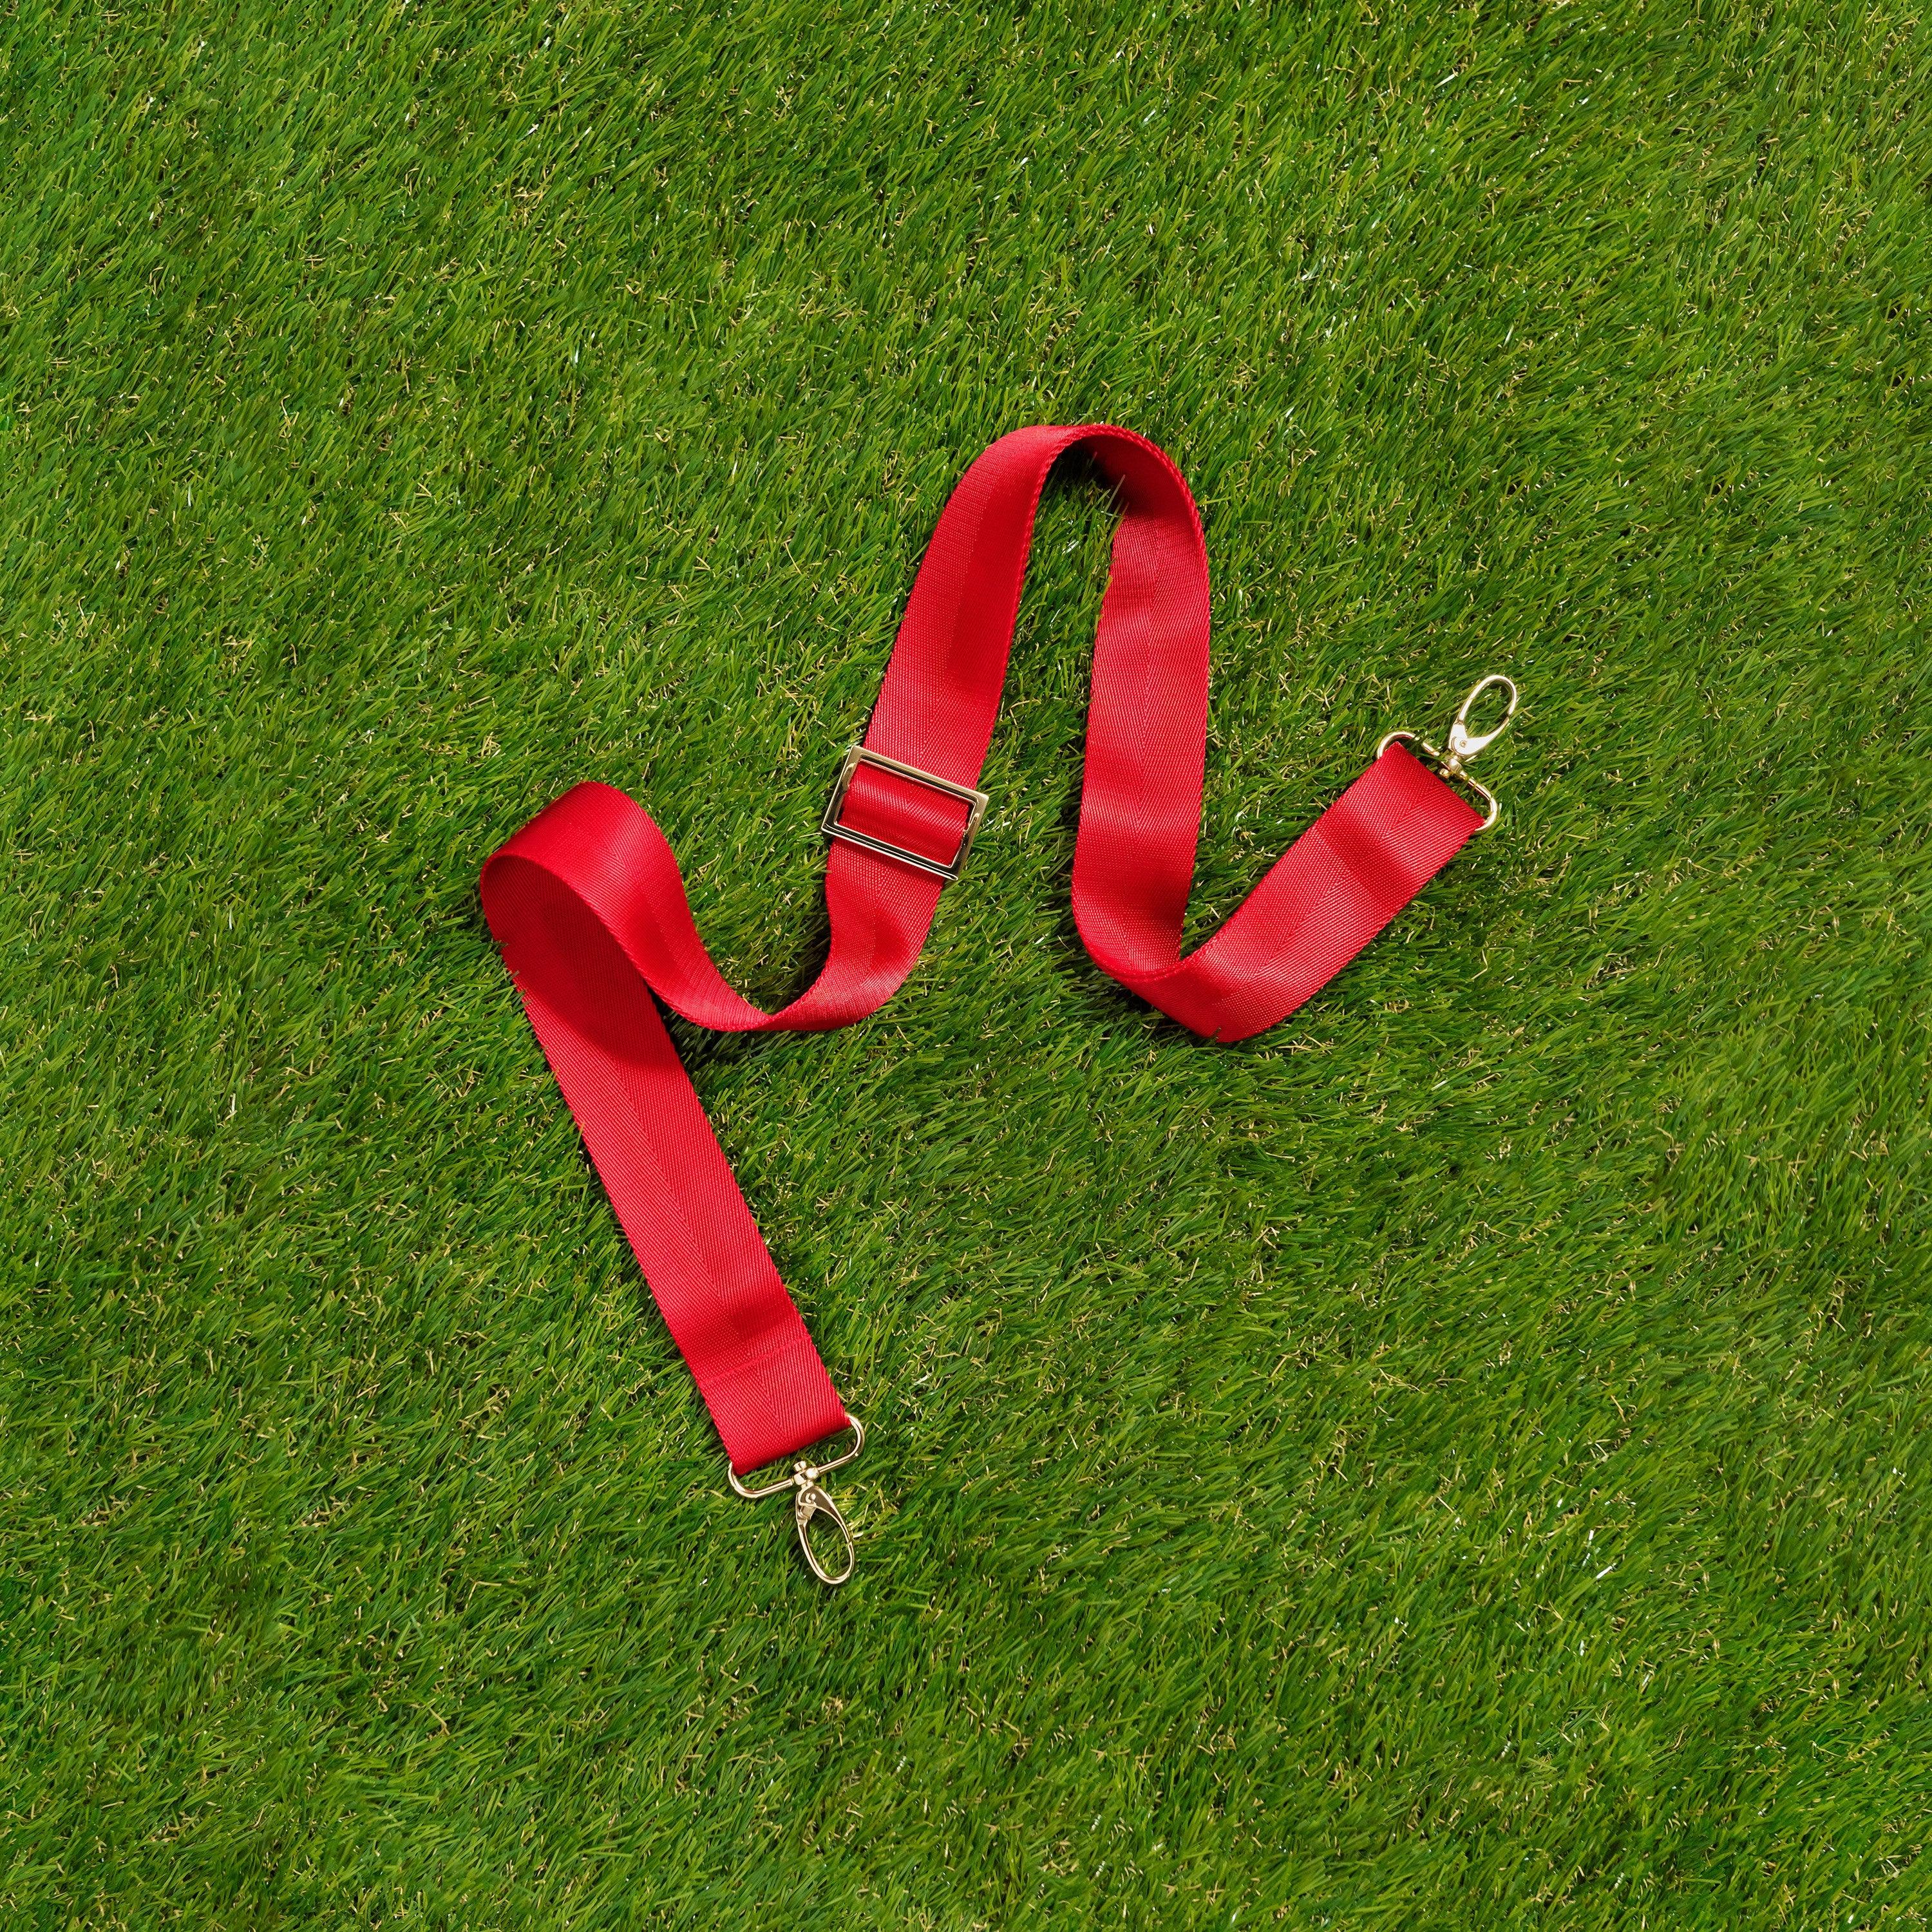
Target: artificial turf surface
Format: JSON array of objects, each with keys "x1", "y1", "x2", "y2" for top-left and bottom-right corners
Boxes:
[{"x1": 4, "y1": 1, "x2": 1930, "y2": 1925}]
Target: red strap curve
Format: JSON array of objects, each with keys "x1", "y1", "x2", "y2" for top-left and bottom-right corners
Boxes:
[{"x1": 481, "y1": 426, "x2": 1483, "y2": 1472}]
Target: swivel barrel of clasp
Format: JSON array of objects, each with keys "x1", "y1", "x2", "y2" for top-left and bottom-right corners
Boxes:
[
  {"x1": 1376, "y1": 674, "x2": 1519, "y2": 832},
  {"x1": 726, "y1": 1416, "x2": 864, "y2": 1587}
]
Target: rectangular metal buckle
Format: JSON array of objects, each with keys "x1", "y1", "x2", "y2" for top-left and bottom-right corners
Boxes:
[{"x1": 820, "y1": 746, "x2": 990, "y2": 883}]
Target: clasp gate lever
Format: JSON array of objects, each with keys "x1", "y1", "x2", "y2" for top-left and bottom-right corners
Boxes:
[
  {"x1": 726, "y1": 1415, "x2": 864, "y2": 1587},
  {"x1": 1376, "y1": 674, "x2": 1519, "y2": 830}
]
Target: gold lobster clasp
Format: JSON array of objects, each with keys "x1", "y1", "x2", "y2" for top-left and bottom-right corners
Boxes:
[
  {"x1": 792, "y1": 1475, "x2": 857, "y2": 1587},
  {"x1": 1376, "y1": 674, "x2": 1519, "y2": 830},
  {"x1": 726, "y1": 1416, "x2": 864, "y2": 1587}
]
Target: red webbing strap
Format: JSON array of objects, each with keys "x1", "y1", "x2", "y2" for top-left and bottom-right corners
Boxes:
[{"x1": 481, "y1": 426, "x2": 1484, "y2": 1473}]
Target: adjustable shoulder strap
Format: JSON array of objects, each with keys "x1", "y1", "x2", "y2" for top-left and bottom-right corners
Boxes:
[{"x1": 481, "y1": 425, "x2": 1507, "y2": 1570}]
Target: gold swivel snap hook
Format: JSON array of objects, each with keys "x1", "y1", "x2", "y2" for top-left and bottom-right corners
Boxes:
[
  {"x1": 726, "y1": 1416, "x2": 865, "y2": 1587},
  {"x1": 791, "y1": 1470, "x2": 858, "y2": 1587},
  {"x1": 1376, "y1": 674, "x2": 1520, "y2": 830}
]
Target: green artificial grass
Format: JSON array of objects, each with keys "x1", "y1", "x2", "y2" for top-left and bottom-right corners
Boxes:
[{"x1": 3, "y1": 1, "x2": 1929, "y2": 1924}]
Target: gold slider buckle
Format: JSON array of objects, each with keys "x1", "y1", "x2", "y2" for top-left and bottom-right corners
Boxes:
[
  {"x1": 822, "y1": 747, "x2": 990, "y2": 882},
  {"x1": 1376, "y1": 674, "x2": 1520, "y2": 831},
  {"x1": 726, "y1": 1416, "x2": 865, "y2": 1587}
]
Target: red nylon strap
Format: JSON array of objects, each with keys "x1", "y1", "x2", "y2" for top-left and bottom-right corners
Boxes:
[{"x1": 481, "y1": 426, "x2": 1484, "y2": 1473}]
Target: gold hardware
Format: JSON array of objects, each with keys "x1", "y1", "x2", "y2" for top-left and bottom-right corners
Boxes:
[
  {"x1": 793, "y1": 1477, "x2": 857, "y2": 1586},
  {"x1": 727, "y1": 1415, "x2": 864, "y2": 1587},
  {"x1": 1376, "y1": 674, "x2": 1519, "y2": 831},
  {"x1": 822, "y1": 747, "x2": 990, "y2": 882}
]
